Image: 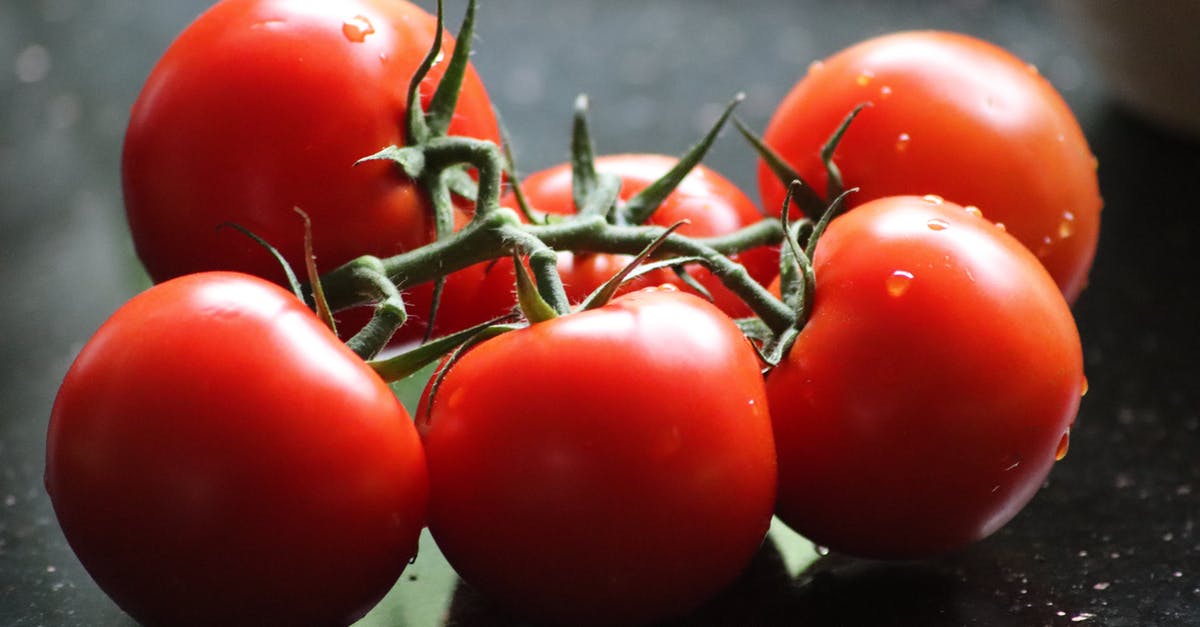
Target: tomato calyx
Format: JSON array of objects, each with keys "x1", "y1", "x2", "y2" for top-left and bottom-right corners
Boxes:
[{"x1": 735, "y1": 102, "x2": 869, "y2": 220}]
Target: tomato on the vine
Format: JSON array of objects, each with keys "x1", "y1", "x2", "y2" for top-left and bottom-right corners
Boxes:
[
  {"x1": 502, "y1": 154, "x2": 778, "y2": 317},
  {"x1": 758, "y1": 31, "x2": 1101, "y2": 303},
  {"x1": 766, "y1": 195, "x2": 1084, "y2": 559},
  {"x1": 121, "y1": 0, "x2": 500, "y2": 330},
  {"x1": 417, "y1": 287, "x2": 777, "y2": 626},
  {"x1": 46, "y1": 272, "x2": 429, "y2": 627}
]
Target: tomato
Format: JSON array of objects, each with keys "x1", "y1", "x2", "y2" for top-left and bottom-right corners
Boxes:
[
  {"x1": 766, "y1": 196, "x2": 1085, "y2": 559},
  {"x1": 417, "y1": 287, "x2": 777, "y2": 626},
  {"x1": 121, "y1": 0, "x2": 500, "y2": 320},
  {"x1": 45, "y1": 272, "x2": 428, "y2": 627},
  {"x1": 758, "y1": 31, "x2": 1101, "y2": 303},
  {"x1": 502, "y1": 154, "x2": 778, "y2": 318}
]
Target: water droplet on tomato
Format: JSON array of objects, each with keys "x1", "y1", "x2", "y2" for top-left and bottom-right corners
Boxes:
[
  {"x1": 926, "y1": 218, "x2": 950, "y2": 231},
  {"x1": 1055, "y1": 430, "x2": 1071, "y2": 461},
  {"x1": 1081, "y1": 376, "x2": 1089, "y2": 397},
  {"x1": 855, "y1": 70, "x2": 875, "y2": 87},
  {"x1": 808, "y1": 60, "x2": 825, "y2": 74},
  {"x1": 1058, "y1": 211, "x2": 1077, "y2": 239},
  {"x1": 885, "y1": 270, "x2": 914, "y2": 297},
  {"x1": 963, "y1": 205, "x2": 982, "y2": 218},
  {"x1": 994, "y1": 222, "x2": 1007, "y2": 233},
  {"x1": 814, "y1": 544, "x2": 831, "y2": 556},
  {"x1": 895, "y1": 132, "x2": 911, "y2": 152},
  {"x1": 1026, "y1": 63, "x2": 1040, "y2": 76},
  {"x1": 1003, "y1": 453, "x2": 1022, "y2": 472},
  {"x1": 342, "y1": 15, "x2": 375, "y2": 43},
  {"x1": 879, "y1": 85, "x2": 893, "y2": 98},
  {"x1": 921, "y1": 194, "x2": 944, "y2": 205}
]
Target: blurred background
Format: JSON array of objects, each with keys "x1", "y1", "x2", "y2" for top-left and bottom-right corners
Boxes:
[{"x1": 3, "y1": 0, "x2": 1198, "y2": 625}]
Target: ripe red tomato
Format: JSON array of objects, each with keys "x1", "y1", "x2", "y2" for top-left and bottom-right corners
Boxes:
[
  {"x1": 766, "y1": 195, "x2": 1085, "y2": 559},
  {"x1": 502, "y1": 154, "x2": 778, "y2": 318},
  {"x1": 121, "y1": 0, "x2": 500, "y2": 305},
  {"x1": 417, "y1": 287, "x2": 777, "y2": 626},
  {"x1": 758, "y1": 31, "x2": 1101, "y2": 303},
  {"x1": 46, "y1": 272, "x2": 429, "y2": 627}
]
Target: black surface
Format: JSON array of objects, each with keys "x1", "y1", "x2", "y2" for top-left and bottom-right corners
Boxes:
[{"x1": 2, "y1": 1, "x2": 1198, "y2": 626}]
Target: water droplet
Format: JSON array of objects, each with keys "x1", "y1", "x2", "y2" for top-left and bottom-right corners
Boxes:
[
  {"x1": 342, "y1": 15, "x2": 375, "y2": 43},
  {"x1": 990, "y1": 484, "x2": 1001, "y2": 493},
  {"x1": 1093, "y1": 582, "x2": 1111, "y2": 591},
  {"x1": 921, "y1": 194, "x2": 944, "y2": 205},
  {"x1": 1071, "y1": 613, "x2": 1096, "y2": 623},
  {"x1": 1058, "y1": 211, "x2": 1076, "y2": 239},
  {"x1": 1026, "y1": 63, "x2": 1040, "y2": 76},
  {"x1": 814, "y1": 544, "x2": 831, "y2": 556},
  {"x1": 1080, "y1": 377, "x2": 1089, "y2": 397},
  {"x1": 895, "y1": 132, "x2": 911, "y2": 152},
  {"x1": 963, "y1": 205, "x2": 982, "y2": 218},
  {"x1": 807, "y1": 60, "x2": 825, "y2": 74},
  {"x1": 855, "y1": 70, "x2": 875, "y2": 87},
  {"x1": 1003, "y1": 453, "x2": 1022, "y2": 471},
  {"x1": 879, "y1": 85, "x2": 893, "y2": 98},
  {"x1": 885, "y1": 270, "x2": 914, "y2": 297},
  {"x1": 1055, "y1": 429, "x2": 1071, "y2": 461},
  {"x1": 926, "y1": 218, "x2": 950, "y2": 231},
  {"x1": 995, "y1": 222, "x2": 1007, "y2": 232}
]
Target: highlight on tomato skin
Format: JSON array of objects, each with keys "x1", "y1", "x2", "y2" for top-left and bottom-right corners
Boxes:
[
  {"x1": 121, "y1": 0, "x2": 500, "y2": 330},
  {"x1": 416, "y1": 286, "x2": 778, "y2": 627},
  {"x1": 765, "y1": 195, "x2": 1085, "y2": 560},
  {"x1": 757, "y1": 30, "x2": 1101, "y2": 304},
  {"x1": 45, "y1": 272, "x2": 429, "y2": 627}
]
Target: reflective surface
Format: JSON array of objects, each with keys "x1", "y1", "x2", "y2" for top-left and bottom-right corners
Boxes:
[{"x1": 2, "y1": 1, "x2": 1198, "y2": 625}]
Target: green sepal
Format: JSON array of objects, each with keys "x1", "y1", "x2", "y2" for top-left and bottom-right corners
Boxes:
[
  {"x1": 357, "y1": 145, "x2": 426, "y2": 179},
  {"x1": 216, "y1": 222, "x2": 304, "y2": 303},
  {"x1": 404, "y1": 0, "x2": 445, "y2": 145},
  {"x1": 419, "y1": 322, "x2": 521, "y2": 424},
  {"x1": 579, "y1": 221, "x2": 685, "y2": 311},
  {"x1": 294, "y1": 207, "x2": 337, "y2": 334},
  {"x1": 570, "y1": 94, "x2": 600, "y2": 215},
  {"x1": 819, "y1": 102, "x2": 870, "y2": 203},
  {"x1": 622, "y1": 93, "x2": 743, "y2": 226},
  {"x1": 368, "y1": 315, "x2": 517, "y2": 383},
  {"x1": 497, "y1": 114, "x2": 542, "y2": 223},
  {"x1": 513, "y1": 252, "x2": 560, "y2": 322},
  {"x1": 669, "y1": 264, "x2": 713, "y2": 301},
  {"x1": 425, "y1": 0, "x2": 476, "y2": 137},
  {"x1": 734, "y1": 116, "x2": 824, "y2": 219}
]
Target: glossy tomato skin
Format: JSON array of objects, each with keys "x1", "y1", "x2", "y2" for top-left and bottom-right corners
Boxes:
[
  {"x1": 766, "y1": 196, "x2": 1084, "y2": 559},
  {"x1": 46, "y1": 272, "x2": 429, "y2": 627},
  {"x1": 418, "y1": 287, "x2": 777, "y2": 626},
  {"x1": 122, "y1": 0, "x2": 499, "y2": 287},
  {"x1": 759, "y1": 31, "x2": 1101, "y2": 303},
  {"x1": 503, "y1": 154, "x2": 778, "y2": 318}
]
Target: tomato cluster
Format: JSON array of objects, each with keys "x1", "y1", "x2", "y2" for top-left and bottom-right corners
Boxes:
[{"x1": 47, "y1": 1, "x2": 1096, "y2": 626}]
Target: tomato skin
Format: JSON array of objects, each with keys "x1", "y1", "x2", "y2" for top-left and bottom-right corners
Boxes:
[
  {"x1": 759, "y1": 31, "x2": 1101, "y2": 303},
  {"x1": 46, "y1": 272, "x2": 429, "y2": 627},
  {"x1": 503, "y1": 154, "x2": 778, "y2": 317},
  {"x1": 418, "y1": 287, "x2": 777, "y2": 626},
  {"x1": 765, "y1": 196, "x2": 1084, "y2": 559},
  {"x1": 122, "y1": 0, "x2": 499, "y2": 289}
]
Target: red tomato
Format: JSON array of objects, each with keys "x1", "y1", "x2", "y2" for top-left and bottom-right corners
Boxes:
[
  {"x1": 502, "y1": 154, "x2": 778, "y2": 318},
  {"x1": 766, "y1": 195, "x2": 1085, "y2": 559},
  {"x1": 121, "y1": 0, "x2": 500, "y2": 314},
  {"x1": 417, "y1": 287, "x2": 777, "y2": 626},
  {"x1": 46, "y1": 272, "x2": 428, "y2": 627},
  {"x1": 759, "y1": 31, "x2": 1101, "y2": 303}
]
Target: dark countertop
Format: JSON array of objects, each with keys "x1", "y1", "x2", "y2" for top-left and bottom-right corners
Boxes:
[{"x1": 2, "y1": 1, "x2": 1197, "y2": 625}]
